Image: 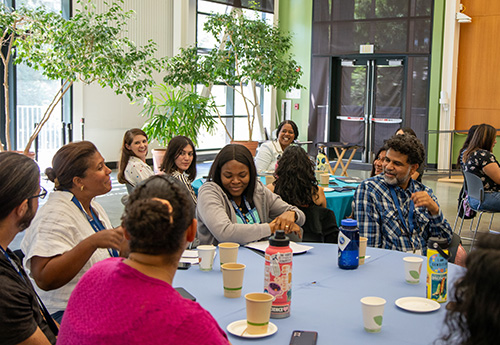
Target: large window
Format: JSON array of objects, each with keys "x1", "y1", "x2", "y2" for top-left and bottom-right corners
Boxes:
[
  {"x1": 1, "y1": 0, "x2": 70, "y2": 170},
  {"x1": 195, "y1": 0, "x2": 273, "y2": 150}
]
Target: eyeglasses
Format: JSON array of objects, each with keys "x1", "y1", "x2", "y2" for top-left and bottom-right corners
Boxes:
[{"x1": 28, "y1": 186, "x2": 48, "y2": 200}]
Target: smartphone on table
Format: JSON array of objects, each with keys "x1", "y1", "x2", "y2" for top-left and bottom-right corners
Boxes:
[{"x1": 289, "y1": 330, "x2": 318, "y2": 345}]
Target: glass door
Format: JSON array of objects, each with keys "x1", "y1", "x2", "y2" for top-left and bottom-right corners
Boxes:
[{"x1": 332, "y1": 56, "x2": 405, "y2": 163}]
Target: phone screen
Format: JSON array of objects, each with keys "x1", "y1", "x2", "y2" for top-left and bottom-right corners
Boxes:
[{"x1": 289, "y1": 330, "x2": 318, "y2": 345}]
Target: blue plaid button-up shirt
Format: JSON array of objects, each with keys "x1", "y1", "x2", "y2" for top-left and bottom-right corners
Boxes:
[{"x1": 354, "y1": 175, "x2": 452, "y2": 255}]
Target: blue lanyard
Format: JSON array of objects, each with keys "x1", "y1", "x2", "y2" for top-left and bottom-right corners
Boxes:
[
  {"x1": 231, "y1": 196, "x2": 258, "y2": 224},
  {"x1": 71, "y1": 196, "x2": 118, "y2": 257},
  {"x1": 0, "y1": 245, "x2": 26, "y2": 282},
  {"x1": 389, "y1": 186, "x2": 416, "y2": 235}
]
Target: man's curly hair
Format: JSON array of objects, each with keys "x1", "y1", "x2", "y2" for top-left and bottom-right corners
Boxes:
[{"x1": 386, "y1": 133, "x2": 425, "y2": 166}]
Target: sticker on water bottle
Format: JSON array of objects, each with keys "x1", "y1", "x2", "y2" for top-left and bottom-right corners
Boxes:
[{"x1": 338, "y1": 231, "x2": 350, "y2": 251}]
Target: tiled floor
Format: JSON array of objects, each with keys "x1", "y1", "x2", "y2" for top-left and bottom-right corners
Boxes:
[{"x1": 10, "y1": 163, "x2": 495, "y2": 253}]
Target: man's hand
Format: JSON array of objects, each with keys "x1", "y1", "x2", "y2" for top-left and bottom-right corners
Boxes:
[{"x1": 411, "y1": 191, "x2": 439, "y2": 216}]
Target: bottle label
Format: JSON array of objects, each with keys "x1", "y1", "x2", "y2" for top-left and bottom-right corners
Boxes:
[
  {"x1": 428, "y1": 253, "x2": 448, "y2": 274},
  {"x1": 426, "y1": 251, "x2": 448, "y2": 302},
  {"x1": 264, "y1": 252, "x2": 292, "y2": 311},
  {"x1": 338, "y1": 231, "x2": 350, "y2": 251}
]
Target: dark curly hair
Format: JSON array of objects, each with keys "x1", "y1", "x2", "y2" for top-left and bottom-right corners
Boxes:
[
  {"x1": 122, "y1": 175, "x2": 194, "y2": 256},
  {"x1": 438, "y1": 233, "x2": 500, "y2": 345},
  {"x1": 274, "y1": 146, "x2": 318, "y2": 206},
  {"x1": 208, "y1": 144, "x2": 257, "y2": 203},
  {"x1": 385, "y1": 134, "x2": 425, "y2": 166}
]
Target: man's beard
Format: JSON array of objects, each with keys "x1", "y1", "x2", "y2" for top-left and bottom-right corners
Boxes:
[
  {"x1": 18, "y1": 201, "x2": 36, "y2": 231},
  {"x1": 383, "y1": 170, "x2": 410, "y2": 187}
]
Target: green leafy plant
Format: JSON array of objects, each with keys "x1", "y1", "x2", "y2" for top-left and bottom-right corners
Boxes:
[
  {"x1": 163, "y1": 9, "x2": 303, "y2": 141},
  {"x1": 140, "y1": 84, "x2": 217, "y2": 147},
  {"x1": 10, "y1": 0, "x2": 167, "y2": 154}
]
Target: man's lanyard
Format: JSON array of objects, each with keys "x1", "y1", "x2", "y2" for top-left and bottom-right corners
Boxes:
[
  {"x1": 389, "y1": 185, "x2": 421, "y2": 253},
  {"x1": 231, "y1": 196, "x2": 258, "y2": 224},
  {"x1": 0, "y1": 245, "x2": 59, "y2": 336},
  {"x1": 71, "y1": 196, "x2": 118, "y2": 257}
]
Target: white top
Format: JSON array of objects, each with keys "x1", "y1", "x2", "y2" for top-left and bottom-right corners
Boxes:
[
  {"x1": 254, "y1": 140, "x2": 283, "y2": 174},
  {"x1": 21, "y1": 191, "x2": 113, "y2": 314},
  {"x1": 124, "y1": 156, "x2": 154, "y2": 187}
]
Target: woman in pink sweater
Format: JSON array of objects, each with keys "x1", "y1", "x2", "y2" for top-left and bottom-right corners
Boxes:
[{"x1": 57, "y1": 175, "x2": 229, "y2": 344}]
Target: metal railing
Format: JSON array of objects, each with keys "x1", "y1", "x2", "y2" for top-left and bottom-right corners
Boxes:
[{"x1": 16, "y1": 105, "x2": 62, "y2": 151}]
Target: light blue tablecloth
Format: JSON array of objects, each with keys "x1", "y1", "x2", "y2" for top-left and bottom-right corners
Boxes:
[
  {"x1": 192, "y1": 176, "x2": 357, "y2": 226},
  {"x1": 174, "y1": 244, "x2": 465, "y2": 345}
]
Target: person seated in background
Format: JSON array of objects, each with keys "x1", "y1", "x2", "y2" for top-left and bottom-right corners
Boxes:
[
  {"x1": 117, "y1": 128, "x2": 154, "y2": 189},
  {"x1": 58, "y1": 175, "x2": 229, "y2": 344},
  {"x1": 270, "y1": 145, "x2": 338, "y2": 243},
  {"x1": 395, "y1": 127, "x2": 424, "y2": 182},
  {"x1": 197, "y1": 144, "x2": 305, "y2": 245},
  {"x1": 160, "y1": 135, "x2": 197, "y2": 205},
  {"x1": 355, "y1": 134, "x2": 452, "y2": 255},
  {"x1": 370, "y1": 145, "x2": 388, "y2": 177},
  {"x1": 21, "y1": 141, "x2": 124, "y2": 323},
  {"x1": 462, "y1": 123, "x2": 500, "y2": 211},
  {"x1": 457, "y1": 125, "x2": 478, "y2": 170},
  {"x1": 439, "y1": 233, "x2": 500, "y2": 344},
  {"x1": 255, "y1": 120, "x2": 299, "y2": 174},
  {"x1": 0, "y1": 152, "x2": 57, "y2": 345},
  {"x1": 269, "y1": 145, "x2": 326, "y2": 208}
]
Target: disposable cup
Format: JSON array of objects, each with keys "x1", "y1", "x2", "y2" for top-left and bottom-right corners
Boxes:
[
  {"x1": 403, "y1": 256, "x2": 424, "y2": 284},
  {"x1": 245, "y1": 292, "x2": 274, "y2": 335},
  {"x1": 361, "y1": 296, "x2": 386, "y2": 333},
  {"x1": 197, "y1": 245, "x2": 216, "y2": 271},
  {"x1": 359, "y1": 237, "x2": 368, "y2": 265},
  {"x1": 315, "y1": 170, "x2": 322, "y2": 182},
  {"x1": 221, "y1": 263, "x2": 245, "y2": 298},
  {"x1": 265, "y1": 175, "x2": 276, "y2": 185},
  {"x1": 218, "y1": 242, "x2": 239, "y2": 266},
  {"x1": 320, "y1": 173, "x2": 330, "y2": 186}
]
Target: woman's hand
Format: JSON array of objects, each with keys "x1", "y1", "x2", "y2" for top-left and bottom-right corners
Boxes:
[
  {"x1": 89, "y1": 227, "x2": 124, "y2": 250},
  {"x1": 269, "y1": 211, "x2": 301, "y2": 237}
]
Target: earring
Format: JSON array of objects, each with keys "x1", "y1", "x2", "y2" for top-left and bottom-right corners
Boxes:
[{"x1": 81, "y1": 185, "x2": 84, "y2": 192}]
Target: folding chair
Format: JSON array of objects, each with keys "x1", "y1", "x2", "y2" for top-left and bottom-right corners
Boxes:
[{"x1": 463, "y1": 171, "x2": 498, "y2": 249}]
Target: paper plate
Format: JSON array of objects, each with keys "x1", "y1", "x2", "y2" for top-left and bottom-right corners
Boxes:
[
  {"x1": 226, "y1": 319, "x2": 278, "y2": 338},
  {"x1": 323, "y1": 187, "x2": 334, "y2": 192},
  {"x1": 395, "y1": 297, "x2": 440, "y2": 313}
]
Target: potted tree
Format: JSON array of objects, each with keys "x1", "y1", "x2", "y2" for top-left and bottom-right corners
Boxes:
[
  {"x1": 9, "y1": 0, "x2": 167, "y2": 155},
  {"x1": 163, "y1": 9, "x2": 302, "y2": 155},
  {"x1": 140, "y1": 83, "x2": 218, "y2": 171}
]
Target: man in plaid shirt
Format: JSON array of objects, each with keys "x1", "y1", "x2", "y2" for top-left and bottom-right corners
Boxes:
[{"x1": 355, "y1": 134, "x2": 452, "y2": 255}]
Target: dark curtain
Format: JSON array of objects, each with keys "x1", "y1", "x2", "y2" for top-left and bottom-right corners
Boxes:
[
  {"x1": 203, "y1": 0, "x2": 274, "y2": 13},
  {"x1": 308, "y1": 56, "x2": 330, "y2": 155}
]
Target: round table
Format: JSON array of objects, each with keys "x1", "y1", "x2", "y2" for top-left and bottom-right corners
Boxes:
[{"x1": 174, "y1": 243, "x2": 464, "y2": 344}]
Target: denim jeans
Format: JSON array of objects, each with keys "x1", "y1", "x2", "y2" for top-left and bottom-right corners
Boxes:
[{"x1": 469, "y1": 192, "x2": 500, "y2": 212}]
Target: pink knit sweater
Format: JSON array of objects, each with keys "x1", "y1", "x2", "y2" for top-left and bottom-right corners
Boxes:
[{"x1": 57, "y1": 258, "x2": 228, "y2": 344}]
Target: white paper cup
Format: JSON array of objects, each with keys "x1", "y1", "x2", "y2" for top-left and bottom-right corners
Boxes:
[
  {"x1": 320, "y1": 173, "x2": 330, "y2": 186},
  {"x1": 361, "y1": 296, "x2": 386, "y2": 333},
  {"x1": 359, "y1": 237, "x2": 368, "y2": 265},
  {"x1": 245, "y1": 293, "x2": 274, "y2": 335},
  {"x1": 221, "y1": 263, "x2": 245, "y2": 298},
  {"x1": 403, "y1": 256, "x2": 424, "y2": 284},
  {"x1": 218, "y1": 242, "x2": 239, "y2": 266},
  {"x1": 197, "y1": 245, "x2": 216, "y2": 271}
]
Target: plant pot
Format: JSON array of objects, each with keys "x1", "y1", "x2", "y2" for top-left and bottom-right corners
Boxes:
[
  {"x1": 231, "y1": 140, "x2": 259, "y2": 156},
  {"x1": 151, "y1": 148, "x2": 167, "y2": 174}
]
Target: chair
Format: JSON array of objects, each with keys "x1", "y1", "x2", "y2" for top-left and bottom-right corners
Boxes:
[
  {"x1": 463, "y1": 171, "x2": 498, "y2": 249},
  {"x1": 452, "y1": 175, "x2": 476, "y2": 238},
  {"x1": 298, "y1": 205, "x2": 339, "y2": 243}
]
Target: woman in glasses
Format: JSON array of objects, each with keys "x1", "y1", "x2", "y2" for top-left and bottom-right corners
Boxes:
[
  {"x1": 160, "y1": 136, "x2": 198, "y2": 205},
  {"x1": 21, "y1": 141, "x2": 124, "y2": 323}
]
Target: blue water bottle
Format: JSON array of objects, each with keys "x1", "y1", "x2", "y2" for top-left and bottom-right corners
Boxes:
[{"x1": 338, "y1": 219, "x2": 359, "y2": 269}]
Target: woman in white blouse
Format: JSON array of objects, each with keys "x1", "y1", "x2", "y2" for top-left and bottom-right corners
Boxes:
[{"x1": 117, "y1": 128, "x2": 154, "y2": 188}]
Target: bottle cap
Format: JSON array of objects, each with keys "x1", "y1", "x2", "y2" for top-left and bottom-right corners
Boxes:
[
  {"x1": 341, "y1": 218, "x2": 357, "y2": 227},
  {"x1": 270, "y1": 230, "x2": 290, "y2": 247},
  {"x1": 427, "y1": 237, "x2": 449, "y2": 250}
]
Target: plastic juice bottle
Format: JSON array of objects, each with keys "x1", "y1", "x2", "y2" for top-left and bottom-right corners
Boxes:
[
  {"x1": 426, "y1": 237, "x2": 449, "y2": 303},
  {"x1": 338, "y1": 219, "x2": 359, "y2": 269},
  {"x1": 264, "y1": 230, "x2": 292, "y2": 318}
]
